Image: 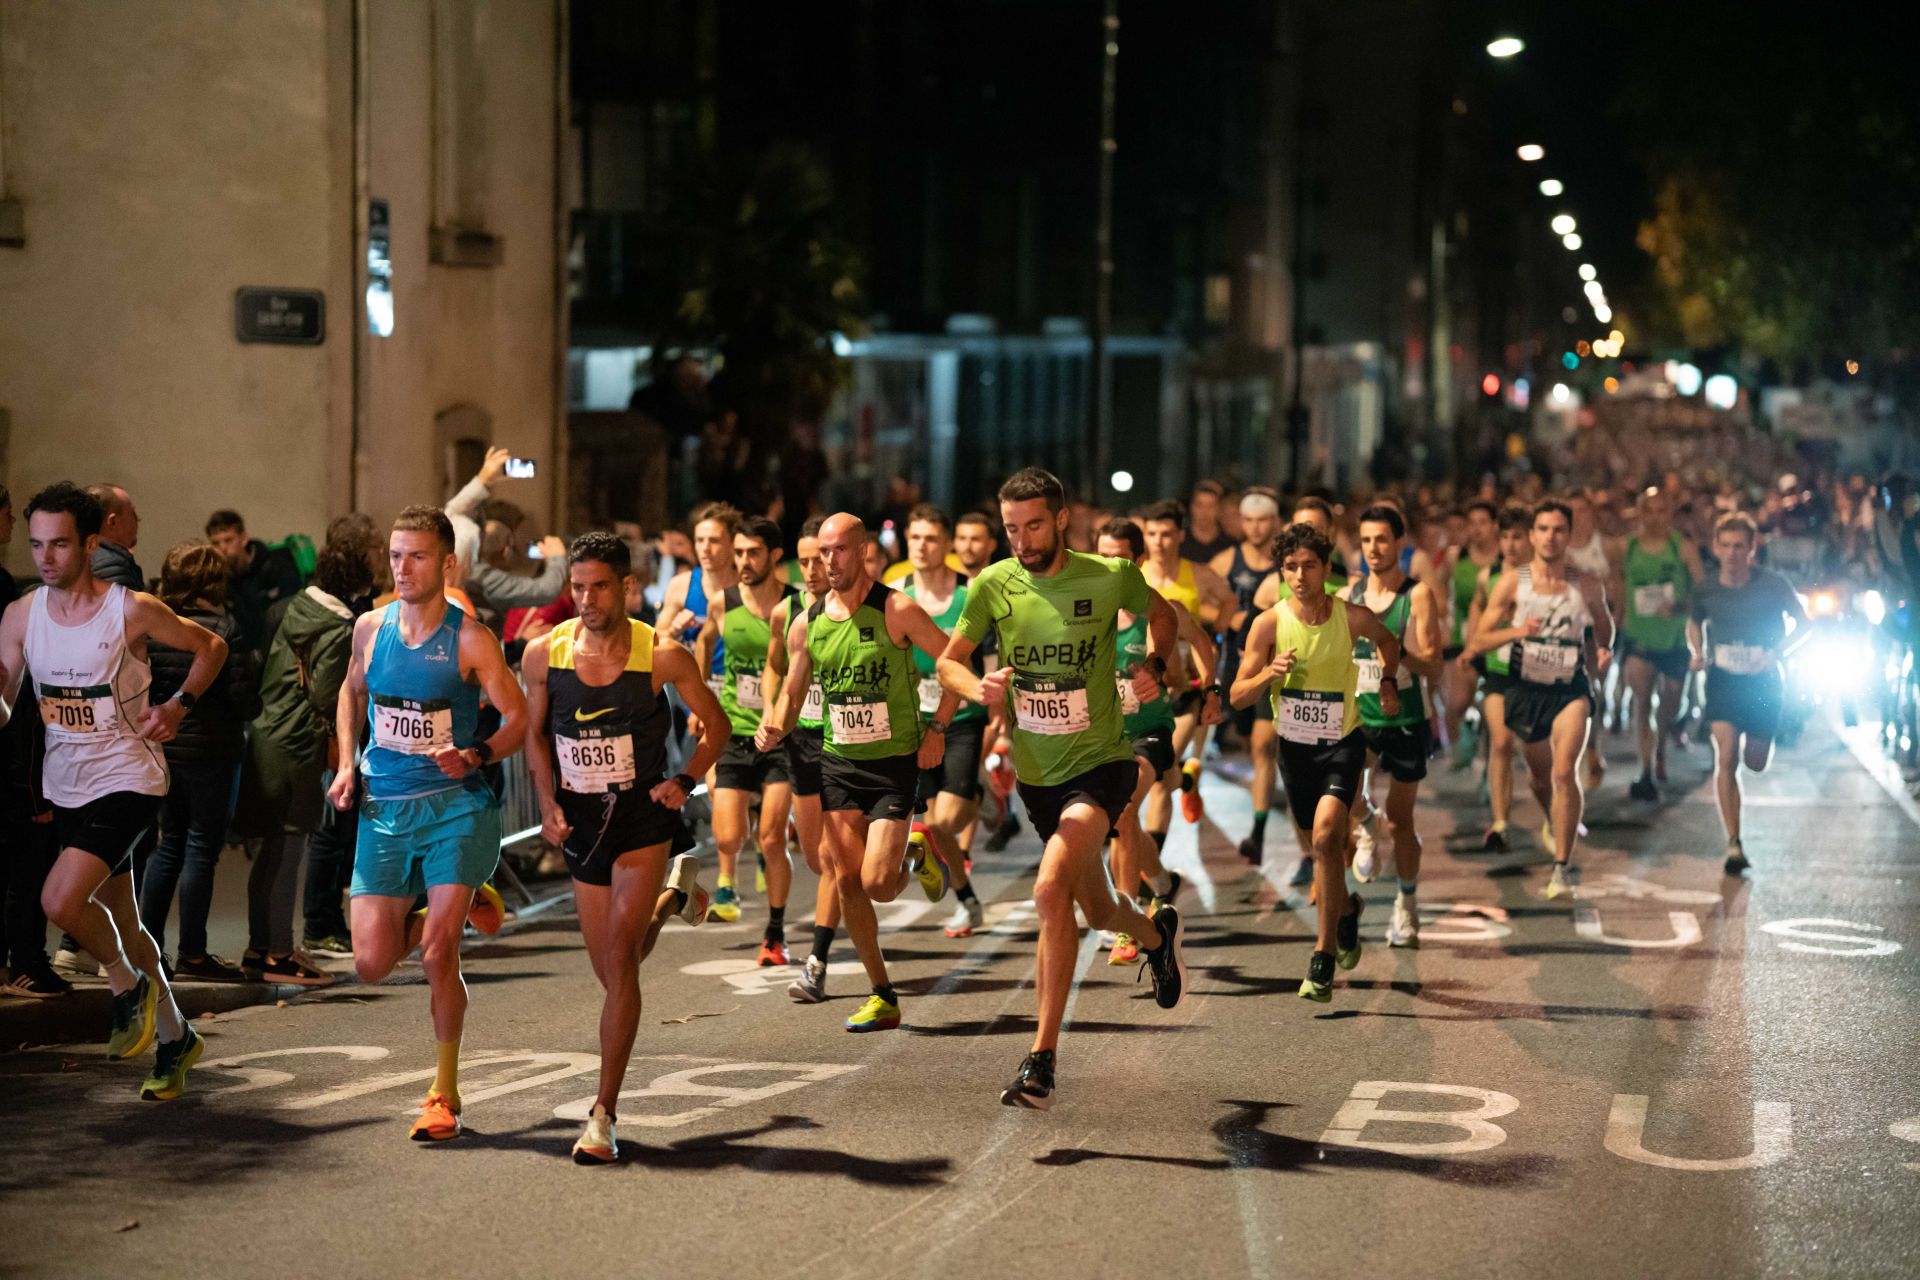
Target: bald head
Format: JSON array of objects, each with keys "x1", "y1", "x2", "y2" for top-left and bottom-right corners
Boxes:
[
  {"x1": 86, "y1": 483, "x2": 139, "y2": 548},
  {"x1": 816, "y1": 512, "x2": 869, "y2": 594}
]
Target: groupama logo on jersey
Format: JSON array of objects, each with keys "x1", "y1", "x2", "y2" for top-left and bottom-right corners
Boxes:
[{"x1": 1074, "y1": 598, "x2": 1092, "y2": 617}]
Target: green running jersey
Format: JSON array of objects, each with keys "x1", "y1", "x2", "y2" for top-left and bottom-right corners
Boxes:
[
  {"x1": 1268, "y1": 599, "x2": 1359, "y2": 745},
  {"x1": 1347, "y1": 579, "x2": 1425, "y2": 728},
  {"x1": 1451, "y1": 552, "x2": 1486, "y2": 646},
  {"x1": 1482, "y1": 560, "x2": 1512, "y2": 676},
  {"x1": 773, "y1": 593, "x2": 825, "y2": 730},
  {"x1": 956, "y1": 551, "x2": 1150, "y2": 787},
  {"x1": 717, "y1": 586, "x2": 793, "y2": 736},
  {"x1": 805, "y1": 583, "x2": 921, "y2": 760},
  {"x1": 1115, "y1": 611, "x2": 1175, "y2": 736},
  {"x1": 1623, "y1": 532, "x2": 1690, "y2": 651},
  {"x1": 901, "y1": 571, "x2": 987, "y2": 724}
]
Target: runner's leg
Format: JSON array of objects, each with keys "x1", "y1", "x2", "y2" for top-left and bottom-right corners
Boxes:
[
  {"x1": 757, "y1": 783, "x2": 794, "y2": 933},
  {"x1": 1627, "y1": 655, "x2": 1657, "y2": 781},
  {"x1": 350, "y1": 894, "x2": 424, "y2": 983},
  {"x1": 1485, "y1": 692, "x2": 1516, "y2": 830},
  {"x1": 578, "y1": 843, "x2": 671, "y2": 1114},
  {"x1": 825, "y1": 811, "x2": 890, "y2": 989},
  {"x1": 1309, "y1": 794, "x2": 1353, "y2": 952},
  {"x1": 1032, "y1": 805, "x2": 1162, "y2": 1053},
  {"x1": 1548, "y1": 698, "x2": 1592, "y2": 865},
  {"x1": 1711, "y1": 721, "x2": 1743, "y2": 845}
]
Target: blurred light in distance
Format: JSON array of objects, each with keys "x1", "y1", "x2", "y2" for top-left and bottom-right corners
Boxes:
[
  {"x1": 1539, "y1": 178, "x2": 1564, "y2": 197},
  {"x1": 1845, "y1": 359, "x2": 1861, "y2": 376},
  {"x1": 1562, "y1": 232, "x2": 1584, "y2": 250},
  {"x1": 1551, "y1": 214, "x2": 1577, "y2": 235},
  {"x1": 1608, "y1": 328, "x2": 1625, "y2": 345},
  {"x1": 1704, "y1": 373, "x2": 1738, "y2": 409},
  {"x1": 1667, "y1": 362, "x2": 1703, "y2": 396},
  {"x1": 1487, "y1": 36, "x2": 1525, "y2": 58},
  {"x1": 1604, "y1": 376, "x2": 1620, "y2": 393},
  {"x1": 1517, "y1": 143, "x2": 1545, "y2": 162},
  {"x1": 1510, "y1": 377, "x2": 1531, "y2": 409},
  {"x1": 1578, "y1": 263, "x2": 1598, "y2": 281},
  {"x1": 1860, "y1": 589, "x2": 1886, "y2": 626},
  {"x1": 1562, "y1": 352, "x2": 1580, "y2": 370},
  {"x1": 1550, "y1": 383, "x2": 1574, "y2": 406},
  {"x1": 1594, "y1": 304, "x2": 1613, "y2": 324},
  {"x1": 1111, "y1": 470, "x2": 1135, "y2": 494},
  {"x1": 1562, "y1": 306, "x2": 1579, "y2": 323},
  {"x1": 1481, "y1": 373, "x2": 1502, "y2": 396},
  {"x1": 1575, "y1": 339, "x2": 1592, "y2": 357}
]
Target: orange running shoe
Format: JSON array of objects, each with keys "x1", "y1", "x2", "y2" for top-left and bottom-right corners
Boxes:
[
  {"x1": 409, "y1": 1091, "x2": 462, "y2": 1142},
  {"x1": 1179, "y1": 760, "x2": 1204, "y2": 823},
  {"x1": 467, "y1": 882, "x2": 505, "y2": 936},
  {"x1": 756, "y1": 937, "x2": 790, "y2": 967}
]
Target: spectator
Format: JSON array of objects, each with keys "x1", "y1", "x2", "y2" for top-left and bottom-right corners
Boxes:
[
  {"x1": 236, "y1": 532, "x2": 372, "y2": 970},
  {"x1": 206, "y1": 508, "x2": 304, "y2": 658},
  {"x1": 139, "y1": 541, "x2": 262, "y2": 981},
  {"x1": 84, "y1": 482, "x2": 144, "y2": 588},
  {"x1": 0, "y1": 485, "x2": 69, "y2": 998},
  {"x1": 1182, "y1": 480, "x2": 1235, "y2": 562},
  {"x1": 446, "y1": 446, "x2": 567, "y2": 633}
]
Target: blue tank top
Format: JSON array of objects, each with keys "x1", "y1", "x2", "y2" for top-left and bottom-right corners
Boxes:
[
  {"x1": 684, "y1": 566, "x2": 724, "y2": 677},
  {"x1": 361, "y1": 602, "x2": 484, "y2": 799}
]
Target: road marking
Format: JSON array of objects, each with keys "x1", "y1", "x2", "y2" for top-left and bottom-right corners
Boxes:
[
  {"x1": 552, "y1": 1060, "x2": 862, "y2": 1126},
  {"x1": 1605, "y1": 1094, "x2": 1792, "y2": 1171},
  {"x1": 1837, "y1": 722, "x2": 1920, "y2": 831},
  {"x1": 1760, "y1": 918, "x2": 1904, "y2": 957},
  {"x1": 1574, "y1": 905, "x2": 1703, "y2": 949},
  {"x1": 282, "y1": 1050, "x2": 603, "y2": 1112},
  {"x1": 1319, "y1": 1081, "x2": 1519, "y2": 1156},
  {"x1": 86, "y1": 1045, "x2": 394, "y2": 1106},
  {"x1": 1558, "y1": 872, "x2": 1721, "y2": 906},
  {"x1": 1892, "y1": 1117, "x2": 1920, "y2": 1171}
]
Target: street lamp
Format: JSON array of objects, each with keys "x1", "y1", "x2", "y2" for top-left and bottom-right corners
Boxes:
[
  {"x1": 1551, "y1": 214, "x2": 1577, "y2": 235},
  {"x1": 1539, "y1": 178, "x2": 1564, "y2": 197},
  {"x1": 1517, "y1": 143, "x2": 1545, "y2": 162},
  {"x1": 1562, "y1": 232, "x2": 1583, "y2": 250},
  {"x1": 1486, "y1": 36, "x2": 1526, "y2": 58},
  {"x1": 1578, "y1": 263, "x2": 1597, "y2": 282}
]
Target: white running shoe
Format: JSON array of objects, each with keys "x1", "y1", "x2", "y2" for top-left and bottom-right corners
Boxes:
[
  {"x1": 787, "y1": 955, "x2": 827, "y2": 1003},
  {"x1": 572, "y1": 1104, "x2": 618, "y2": 1165},
  {"x1": 1352, "y1": 818, "x2": 1378, "y2": 883},
  {"x1": 944, "y1": 897, "x2": 986, "y2": 937},
  {"x1": 1097, "y1": 930, "x2": 1118, "y2": 949},
  {"x1": 1546, "y1": 863, "x2": 1574, "y2": 900},
  {"x1": 666, "y1": 854, "x2": 707, "y2": 925},
  {"x1": 1387, "y1": 893, "x2": 1420, "y2": 948}
]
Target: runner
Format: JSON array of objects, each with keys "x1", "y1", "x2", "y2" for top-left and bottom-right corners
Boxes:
[
  {"x1": 520, "y1": 532, "x2": 727, "y2": 1164},
  {"x1": 697, "y1": 516, "x2": 797, "y2": 959},
  {"x1": 1345, "y1": 505, "x2": 1446, "y2": 948},
  {"x1": 1210, "y1": 488, "x2": 1281, "y2": 866},
  {"x1": 1687, "y1": 513, "x2": 1807, "y2": 875},
  {"x1": 657, "y1": 502, "x2": 744, "y2": 918},
  {"x1": 1440, "y1": 500, "x2": 1501, "y2": 764},
  {"x1": 1138, "y1": 500, "x2": 1233, "y2": 821},
  {"x1": 898, "y1": 505, "x2": 988, "y2": 938},
  {"x1": 953, "y1": 511, "x2": 1023, "y2": 853},
  {"x1": 1566, "y1": 489, "x2": 1621, "y2": 746},
  {"x1": 1466, "y1": 499, "x2": 1613, "y2": 899},
  {"x1": 1229, "y1": 520, "x2": 1405, "y2": 1002},
  {"x1": 1460, "y1": 504, "x2": 1535, "y2": 850},
  {"x1": 1619, "y1": 487, "x2": 1705, "y2": 801},
  {"x1": 762, "y1": 516, "x2": 843, "y2": 1003},
  {"x1": 1098, "y1": 519, "x2": 1217, "y2": 964},
  {"x1": 940, "y1": 468, "x2": 1187, "y2": 1108},
  {"x1": 755, "y1": 514, "x2": 956, "y2": 1033},
  {"x1": 0, "y1": 482, "x2": 227, "y2": 1099},
  {"x1": 327, "y1": 505, "x2": 529, "y2": 1141}
]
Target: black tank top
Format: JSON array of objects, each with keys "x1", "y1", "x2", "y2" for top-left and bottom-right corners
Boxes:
[{"x1": 545, "y1": 618, "x2": 668, "y2": 795}]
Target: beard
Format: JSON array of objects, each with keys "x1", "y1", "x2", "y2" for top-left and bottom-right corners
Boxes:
[{"x1": 1015, "y1": 529, "x2": 1060, "y2": 570}]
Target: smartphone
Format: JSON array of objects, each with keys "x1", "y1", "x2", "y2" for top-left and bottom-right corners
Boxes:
[
  {"x1": 505, "y1": 457, "x2": 537, "y2": 479},
  {"x1": 526, "y1": 540, "x2": 542, "y2": 560}
]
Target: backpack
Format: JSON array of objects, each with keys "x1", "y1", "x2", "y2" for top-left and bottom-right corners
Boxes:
[{"x1": 272, "y1": 533, "x2": 318, "y2": 582}]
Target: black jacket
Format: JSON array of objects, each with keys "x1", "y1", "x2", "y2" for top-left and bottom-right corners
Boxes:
[
  {"x1": 149, "y1": 606, "x2": 261, "y2": 764},
  {"x1": 91, "y1": 540, "x2": 145, "y2": 590},
  {"x1": 230, "y1": 539, "x2": 304, "y2": 658}
]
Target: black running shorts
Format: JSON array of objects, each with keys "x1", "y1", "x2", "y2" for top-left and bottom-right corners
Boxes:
[
  {"x1": 785, "y1": 727, "x2": 824, "y2": 798},
  {"x1": 1018, "y1": 759, "x2": 1139, "y2": 844},
  {"x1": 1503, "y1": 677, "x2": 1593, "y2": 745},
  {"x1": 1705, "y1": 668, "x2": 1782, "y2": 741},
  {"x1": 1361, "y1": 720, "x2": 1431, "y2": 784},
  {"x1": 821, "y1": 751, "x2": 922, "y2": 822},
  {"x1": 54, "y1": 790, "x2": 161, "y2": 874},
  {"x1": 1132, "y1": 725, "x2": 1176, "y2": 779},
  {"x1": 558, "y1": 788, "x2": 689, "y2": 885},
  {"x1": 919, "y1": 719, "x2": 985, "y2": 803},
  {"x1": 1277, "y1": 731, "x2": 1366, "y2": 830},
  {"x1": 1620, "y1": 636, "x2": 1692, "y2": 682},
  {"x1": 714, "y1": 733, "x2": 790, "y2": 792}
]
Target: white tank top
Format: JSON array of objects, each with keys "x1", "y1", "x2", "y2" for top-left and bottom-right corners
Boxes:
[
  {"x1": 25, "y1": 584, "x2": 168, "y2": 806},
  {"x1": 1510, "y1": 566, "x2": 1596, "y2": 687},
  {"x1": 1567, "y1": 532, "x2": 1611, "y2": 580}
]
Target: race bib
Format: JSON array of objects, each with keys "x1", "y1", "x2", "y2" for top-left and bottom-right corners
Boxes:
[
  {"x1": 371, "y1": 695, "x2": 452, "y2": 755},
  {"x1": 802, "y1": 682, "x2": 824, "y2": 722},
  {"x1": 1275, "y1": 689, "x2": 1344, "y2": 744},
  {"x1": 38, "y1": 684, "x2": 117, "y2": 735},
  {"x1": 1115, "y1": 670, "x2": 1142, "y2": 716},
  {"x1": 1520, "y1": 637, "x2": 1580, "y2": 685},
  {"x1": 555, "y1": 729, "x2": 636, "y2": 793},
  {"x1": 1012, "y1": 677, "x2": 1090, "y2": 736},
  {"x1": 1633, "y1": 582, "x2": 1676, "y2": 617},
  {"x1": 1713, "y1": 643, "x2": 1772, "y2": 676},
  {"x1": 1354, "y1": 656, "x2": 1413, "y2": 696},
  {"x1": 918, "y1": 675, "x2": 944, "y2": 715},
  {"x1": 828, "y1": 693, "x2": 891, "y2": 745},
  {"x1": 735, "y1": 671, "x2": 763, "y2": 711}
]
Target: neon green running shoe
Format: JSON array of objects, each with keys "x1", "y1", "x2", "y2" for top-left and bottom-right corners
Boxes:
[
  {"x1": 844, "y1": 992, "x2": 901, "y2": 1033},
  {"x1": 909, "y1": 826, "x2": 947, "y2": 902},
  {"x1": 107, "y1": 975, "x2": 157, "y2": 1060},
  {"x1": 140, "y1": 1025, "x2": 205, "y2": 1101},
  {"x1": 1298, "y1": 950, "x2": 1334, "y2": 1002},
  {"x1": 707, "y1": 883, "x2": 742, "y2": 923},
  {"x1": 755, "y1": 853, "x2": 767, "y2": 895}
]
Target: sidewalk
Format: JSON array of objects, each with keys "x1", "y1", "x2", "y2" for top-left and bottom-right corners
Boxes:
[{"x1": 0, "y1": 840, "x2": 573, "y2": 1052}]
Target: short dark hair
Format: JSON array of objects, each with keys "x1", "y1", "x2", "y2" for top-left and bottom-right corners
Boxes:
[
  {"x1": 205, "y1": 509, "x2": 246, "y2": 538},
  {"x1": 392, "y1": 505, "x2": 456, "y2": 555},
  {"x1": 1292, "y1": 495, "x2": 1335, "y2": 523},
  {"x1": 1358, "y1": 504, "x2": 1406, "y2": 540},
  {"x1": 1466, "y1": 499, "x2": 1499, "y2": 522},
  {"x1": 1274, "y1": 522, "x2": 1333, "y2": 566},
  {"x1": 327, "y1": 512, "x2": 380, "y2": 553},
  {"x1": 738, "y1": 515, "x2": 784, "y2": 551},
  {"x1": 955, "y1": 510, "x2": 995, "y2": 535},
  {"x1": 906, "y1": 503, "x2": 953, "y2": 535},
  {"x1": 1497, "y1": 503, "x2": 1533, "y2": 534},
  {"x1": 25, "y1": 481, "x2": 104, "y2": 539},
  {"x1": 159, "y1": 541, "x2": 231, "y2": 610},
  {"x1": 1096, "y1": 517, "x2": 1145, "y2": 559},
  {"x1": 1140, "y1": 499, "x2": 1187, "y2": 530},
  {"x1": 690, "y1": 502, "x2": 743, "y2": 536},
  {"x1": 568, "y1": 530, "x2": 633, "y2": 577},
  {"x1": 798, "y1": 514, "x2": 827, "y2": 541},
  {"x1": 1190, "y1": 479, "x2": 1226, "y2": 500},
  {"x1": 314, "y1": 534, "x2": 375, "y2": 601},
  {"x1": 998, "y1": 467, "x2": 1067, "y2": 513},
  {"x1": 1533, "y1": 499, "x2": 1574, "y2": 530}
]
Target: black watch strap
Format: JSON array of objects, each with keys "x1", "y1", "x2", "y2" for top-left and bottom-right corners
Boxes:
[
  {"x1": 673, "y1": 772, "x2": 698, "y2": 794},
  {"x1": 172, "y1": 689, "x2": 197, "y2": 711},
  {"x1": 470, "y1": 739, "x2": 494, "y2": 763}
]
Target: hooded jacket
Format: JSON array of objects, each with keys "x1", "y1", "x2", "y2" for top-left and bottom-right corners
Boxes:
[
  {"x1": 235, "y1": 586, "x2": 354, "y2": 835},
  {"x1": 149, "y1": 605, "x2": 261, "y2": 764}
]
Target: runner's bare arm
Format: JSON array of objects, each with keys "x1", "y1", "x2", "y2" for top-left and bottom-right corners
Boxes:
[
  {"x1": 1466, "y1": 571, "x2": 1529, "y2": 658},
  {"x1": 437, "y1": 616, "x2": 527, "y2": 777},
  {"x1": 1229, "y1": 610, "x2": 1278, "y2": 710},
  {"x1": 1460, "y1": 565, "x2": 1495, "y2": 671},
  {"x1": 937, "y1": 629, "x2": 988, "y2": 706},
  {"x1": 890, "y1": 591, "x2": 962, "y2": 724},
  {"x1": 1192, "y1": 562, "x2": 1237, "y2": 629},
  {"x1": 0, "y1": 599, "x2": 26, "y2": 728},
  {"x1": 657, "y1": 642, "x2": 728, "y2": 802},
  {"x1": 1145, "y1": 586, "x2": 1188, "y2": 688},
  {"x1": 658, "y1": 568, "x2": 693, "y2": 639},
  {"x1": 1686, "y1": 617, "x2": 1706, "y2": 672},
  {"x1": 1402, "y1": 581, "x2": 1448, "y2": 680},
  {"x1": 328, "y1": 612, "x2": 381, "y2": 809},
  {"x1": 1580, "y1": 573, "x2": 1616, "y2": 655},
  {"x1": 760, "y1": 609, "x2": 787, "y2": 711},
  {"x1": 128, "y1": 591, "x2": 229, "y2": 742},
  {"x1": 519, "y1": 637, "x2": 570, "y2": 846},
  {"x1": 1253, "y1": 573, "x2": 1281, "y2": 611},
  {"x1": 756, "y1": 612, "x2": 812, "y2": 749},
  {"x1": 695, "y1": 596, "x2": 724, "y2": 683}
]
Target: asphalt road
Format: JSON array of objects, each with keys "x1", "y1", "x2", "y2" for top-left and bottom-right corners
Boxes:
[{"x1": 4, "y1": 715, "x2": 1917, "y2": 1279}]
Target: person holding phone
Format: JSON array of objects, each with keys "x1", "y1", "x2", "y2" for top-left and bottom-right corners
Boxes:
[{"x1": 446, "y1": 446, "x2": 567, "y2": 635}]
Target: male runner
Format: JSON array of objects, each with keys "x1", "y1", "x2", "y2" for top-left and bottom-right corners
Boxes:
[
  {"x1": 1619, "y1": 487, "x2": 1705, "y2": 800},
  {"x1": 1211, "y1": 488, "x2": 1282, "y2": 865},
  {"x1": 1230, "y1": 522, "x2": 1404, "y2": 1002},
  {"x1": 1096, "y1": 519, "x2": 1215, "y2": 965},
  {"x1": 1687, "y1": 513, "x2": 1807, "y2": 876},
  {"x1": 327, "y1": 505, "x2": 528, "y2": 1141},
  {"x1": 1139, "y1": 500, "x2": 1233, "y2": 821},
  {"x1": 756, "y1": 514, "x2": 955, "y2": 1033},
  {"x1": 1461, "y1": 504, "x2": 1534, "y2": 850},
  {"x1": 698, "y1": 516, "x2": 797, "y2": 958},
  {"x1": 763, "y1": 517, "x2": 843, "y2": 1002},
  {"x1": 1346, "y1": 506, "x2": 1446, "y2": 947},
  {"x1": 1466, "y1": 500, "x2": 1613, "y2": 899},
  {"x1": 955, "y1": 512, "x2": 1024, "y2": 854},
  {"x1": 1566, "y1": 489, "x2": 1620, "y2": 745},
  {"x1": 898, "y1": 505, "x2": 988, "y2": 937},
  {"x1": 658, "y1": 503, "x2": 744, "y2": 917},
  {"x1": 1440, "y1": 500, "x2": 1501, "y2": 761},
  {"x1": 521, "y1": 532, "x2": 727, "y2": 1164},
  {"x1": 0, "y1": 483, "x2": 227, "y2": 1100},
  {"x1": 940, "y1": 468, "x2": 1187, "y2": 1108}
]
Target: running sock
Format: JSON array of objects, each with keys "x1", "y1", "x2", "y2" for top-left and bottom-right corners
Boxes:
[
  {"x1": 717, "y1": 874, "x2": 735, "y2": 891},
  {"x1": 1147, "y1": 870, "x2": 1174, "y2": 898},
  {"x1": 154, "y1": 991, "x2": 186, "y2": 1043},
  {"x1": 101, "y1": 955, "x2": 137, "y2": 995},
  {"x1": 955, "y1": 881, "x2": 978, "y2": 904},
  {"x1": 810, "y1": 925, "x2": 834, "y2": 964},
  {"x1": 765, "y1": 907, "x2": 785, "y2": 941},
  {"x1": 873, "y1": 984, "x2": 898, "y2": 1006},
  {"x1": 1345, "y1": 866, "x2": 1363, "y2": 896},
  {"x1": 433, "y1": 1038, "x2": 461, "y2": 1106},
  {"x1": 1150, "y1": 830, "x2": 1168, "y2": 852},
  {"x1": 1251, "y1": 810, "x2": 1269, "y2": 842},
  {"x1": 1398, "y1": 878, "x2": 1418, "y2": 898}
]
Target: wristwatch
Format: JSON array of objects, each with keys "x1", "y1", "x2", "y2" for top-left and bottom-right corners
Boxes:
[
  {"x1": 927, "y1": 720, "x2": 949, "y2": 735},
  {"x1": 673, "y1": 772, "x2": 698, "y2": 795},
  {"x1": 170, "y1": 690, "x2": 197, "y2": 712},
  {"x1": 1146, "y1": 655, "x2": 1168, "y2": 678},
  {"x1": 470, "y1": 739, "x2": 494, "y2": 764}
]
